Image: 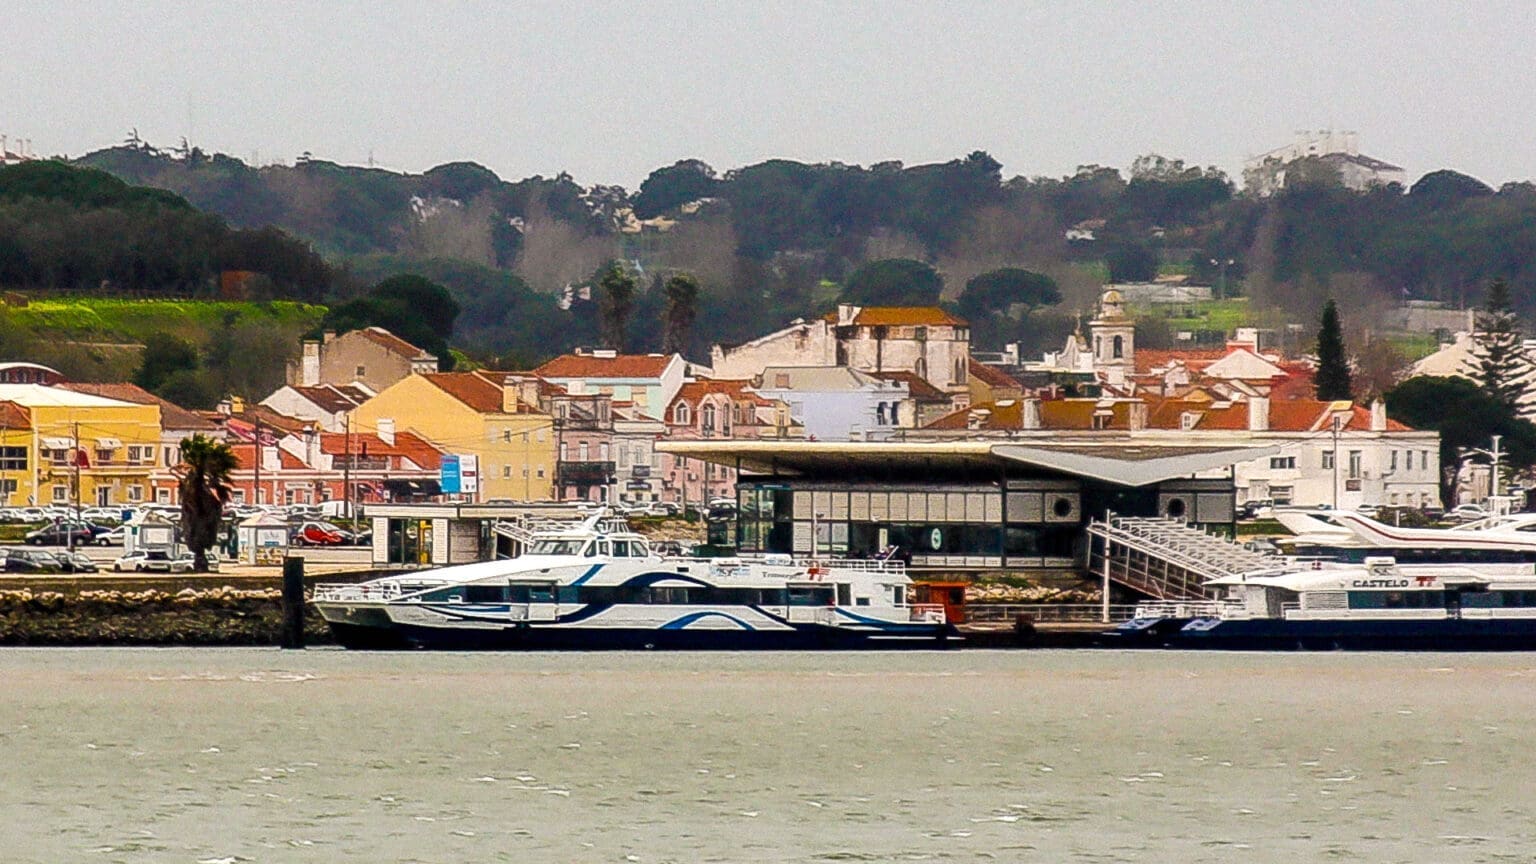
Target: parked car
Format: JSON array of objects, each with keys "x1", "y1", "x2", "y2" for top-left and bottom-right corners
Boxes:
[
  {"x1": 1236, "y1": 499, "x2": 1275, "y2": 520},
  {"x1": 1446, "y1": 503, "x2": 1488, "y2": 523},
  {"x1": 24, "y1": 522, "x2": 100, "y2": 546},
  {"x1": 1356, "y1": 503, "x2": 1384, "y2": 519},
  {"x1": 80, "y1": 506, "x2": 127, "y2": 523},
  {"x1": 291, "y1": 521, "x2": 346, "y2": 546},
  {"x1": 54, "y1": 550, "x2": 99, "y2": 573},
  {"x1": 113, "y1": 550, "x2": 171, "y2": 572},
  {"x1": 2, "y1": 548, "x2": 62, "y2": 573},
  {"x1": 96, "y1": 526, "x2": 126, "y2": 546},
  {"x1": 171, "y1": 550, "x2": 220, "y2": 573},
  {"x1": 1242, "y1": 538, "x2": 1282, "y2": 556}
]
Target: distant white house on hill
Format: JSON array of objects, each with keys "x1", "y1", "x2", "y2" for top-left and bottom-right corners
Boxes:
[{"x1": 1244, "y1": 130, "x2": 1406, "y2": 195}]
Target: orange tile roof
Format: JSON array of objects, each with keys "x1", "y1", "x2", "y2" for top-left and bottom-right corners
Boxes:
[
  {"x1": 924, "y1": 398, "x2": 1138, "y2": 431},
  {"x1": 229, "y1": 443, "x2": 307, "y2": 471},
  {"x1": 671, "y1": 379, "x2": 774, "y2": 408},
  {"x1": 291, "y1": 384, "x2": 367, "y2": 414},
  {"x1": 0, "y1": 400, "x2": 31, "y2": 430},
  {"x1": 534, "y1": 353, "x2": 677, "y2": 379},
  {"x1": 1144, "y1": 397, "x2": 1414, "y2": 432},
  {"x1": 358, "y1": 326, "x2": 434, "y2": 361},
  {"x1": 823, "y1": 307, "x2": 967, "y2": 327},
  {"x1": 320, "y1": 430, "x2": 444, "y2": 469},
  {"x1": 1132, "y1": 348, "x2": 1234, "y2": 375},
  {"x1": 422, "y1": 372, "x2": 506, "y2": 414}
]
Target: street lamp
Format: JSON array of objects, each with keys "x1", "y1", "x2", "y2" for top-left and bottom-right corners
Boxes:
[
  {"x1": 1461, "y1": 434, "x2": 1505, "y2": 513},
  {"x1": 1209, "y1": 258, "x2": 1235, "y2": 301}
]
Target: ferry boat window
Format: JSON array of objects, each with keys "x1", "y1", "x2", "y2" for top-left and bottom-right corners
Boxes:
[
  {"x1": 529, "y1": 539, "x2": 585, "y2": 556},
  {"x1": 464, "y1": 585, "x2": 507, "y2": 603},
  {"x1": 836, "y1": 583, "x2": 852, "y2": 606},
  {"x1": 892, "y1": 585, "x2": 906, "y2": 606},
  {"x1": 788, "y1": 586, "x2": 834, "y2": 606}
]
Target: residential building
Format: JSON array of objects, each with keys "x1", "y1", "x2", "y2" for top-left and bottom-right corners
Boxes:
[
  {"x1": 1243, "y1": 130, "x2": 1406, "y2": 195},
  {"x1": 708, "y1": 304, "x2": 970, "y2": 411},
  {"x1": 59, "y1": 382, "x2": 222, "y2": 505},
  {"x1": 533, "y1": 350, "x2": 688, "y2": 420},
  {"x1": 0, "y1": 384, "x2": 161, "y2": 508},
  {"x1": 660, "y1": 379, "x2": 799, "y2": 506},
  {"x1": 260, "y1": 383, "x2": 374, "y2": 432},
  {"x1": 287, "y1": 327, "x2": 438, "y2": 392},
  {"x1": 349, "y1": 371, "x2": 557, "y2": 502},
  {"x1": 0, "y1": 401, "x2": 31, "y2": 506},
  {"x1": 0, "y1": 362, "x2": 65, "y2": 385},
  {"x1": 750, "y1": 367, "x2": 910, "y2": 440}
]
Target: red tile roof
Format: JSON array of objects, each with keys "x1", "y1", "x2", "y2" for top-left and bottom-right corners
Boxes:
[
  {"x1": 870, "y1": 370, "x2": 950, "y2": 402},
  {"x1": 422, "y1": 372, "x2": 506, "y2": 414},
  {"x1": 357, "y1": 326, "x2": 434, "y2": 361},
  {"x1": 229, "y1": 443, "x2": 307, "y2": 471},
  {"x1": 670, "y1": 379, "x2": 775, "y2": 409},
  {"x1": 1132, "y1": 348, "x2": 1234, "y2": 375},
  {"x1": 967, "y1": 359, "x2": 1021, "y2": 390},
  {"x1": 823, "y1": 306, "x2": 967, "y2": 327},
  {"x1": 1145, "y1": 397, "x2": 1414, "y2": 432},
  {"x1": 320, "y1": 430, "x2": 444, "y2": 469},
  {"x1": 534, "y1": 353, "x2": 677, "y2": 379},
  {"x1": 925, "y1": 398, "x2": 1139, "y2": 431},
  {"x1": 0, "y1": 400, "x2": 31, "y2": 430}
]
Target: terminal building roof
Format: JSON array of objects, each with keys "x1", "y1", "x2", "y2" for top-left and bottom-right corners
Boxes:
[{"x1": 659, "y1": 439, "x2": 1278, "y2": 487}]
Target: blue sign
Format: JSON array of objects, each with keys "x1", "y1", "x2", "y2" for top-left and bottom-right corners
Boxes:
[{"x1": 440, "y1": 454, "x2": 461, "y2": 494}]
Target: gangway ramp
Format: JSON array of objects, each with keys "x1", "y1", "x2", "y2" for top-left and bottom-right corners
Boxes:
[{"x1": 1087, "y1": 516, "x2": 1275, "y2": 600}]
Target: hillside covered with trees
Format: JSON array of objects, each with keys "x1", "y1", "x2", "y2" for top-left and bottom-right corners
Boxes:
[{"x1": 30, "y1": 140, "x2": 1536, "y2": 369}]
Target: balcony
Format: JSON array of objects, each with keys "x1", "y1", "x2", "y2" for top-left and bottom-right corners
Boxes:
[{"x1": 556, "y1": 460, "x2": 616, "y2": 485}]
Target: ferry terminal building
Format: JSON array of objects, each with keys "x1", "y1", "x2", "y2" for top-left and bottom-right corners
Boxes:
[{"x1": 658, "y1": 439, "x2": 1277, "y2": 574}]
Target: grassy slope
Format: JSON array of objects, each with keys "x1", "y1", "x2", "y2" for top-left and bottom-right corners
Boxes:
[{"x1": 6, "y1": 298, "x2": 327, "y2": 345}]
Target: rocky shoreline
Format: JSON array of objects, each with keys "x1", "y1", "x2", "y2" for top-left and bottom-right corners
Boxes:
[{"x1": 0, "y1": 586, "x2": 332, "y2": 646}]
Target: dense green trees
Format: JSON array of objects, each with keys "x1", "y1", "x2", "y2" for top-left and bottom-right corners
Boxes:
[
  {"x1": 321, "y1": 274, "x2": 460, "y2": 370},
  {"x1": 1314, "y1": 299, "x2": 1353, "y2": 401},
  {"x1": 1385, "y1": 376, "x2": 1536, "y2": 506},
  {"x1": 661, "y1": 273, "x2": 700, "y2": 355},
  {"x1": 958, "y1": 268, "x2": 1061, "y2": 348},
  {"x1": 842, "y1": 259, "x2": 943, "y2": 306},
  {"x1": 597, "y1": 263, "x2": 637, "y2": 351}
]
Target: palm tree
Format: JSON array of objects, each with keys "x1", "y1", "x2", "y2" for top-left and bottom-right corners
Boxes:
[
  {"x1": 178, "y1": 434, "x2": 237, "y2": 573},
  {"x1": 661, "y1": 272, "x2": 700, "y2": 355}
]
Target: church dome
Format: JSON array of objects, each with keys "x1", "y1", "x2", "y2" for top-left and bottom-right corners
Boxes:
[{"x1": 1101, "y1": 288, "x2": 1125, "y2": 305}]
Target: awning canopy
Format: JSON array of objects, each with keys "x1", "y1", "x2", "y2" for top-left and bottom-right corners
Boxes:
[
  {"x1": 384, "y1": 478, "x2": 443, "y2": 497},
  {"x1": 41, "y1": 437, "x2": 73, "y2": 450},
  {"x1": 94, "y1": 437, "x2": 123, "y2": 449},
  {"x1": 658, "y1": 439, "x2": 1281, "y2": 488}
]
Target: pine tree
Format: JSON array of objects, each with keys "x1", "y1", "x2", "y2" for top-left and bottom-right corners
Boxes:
[
  {"x1": 1468, "y1": 278, "x2": 1533, "y2": 414},
  {"x1": 1314, "y1": 298, "x2": 1353, "y2": 401}
]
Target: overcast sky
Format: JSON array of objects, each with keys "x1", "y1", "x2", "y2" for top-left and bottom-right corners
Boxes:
[{"x1": 4, "y1": 1, "x2": 1532, "y2": 189}]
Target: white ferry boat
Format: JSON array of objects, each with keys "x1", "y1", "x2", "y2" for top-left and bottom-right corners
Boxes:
[
  {"x1": 311, "y1": 512, "x2": 952, "y2": 650},
  {"x1": 1166, "y1": 558, "x2": 1536, "y2": 650},
  {"x1": 1282, "y1": 508, "x2": 1536, "y2": 564}
]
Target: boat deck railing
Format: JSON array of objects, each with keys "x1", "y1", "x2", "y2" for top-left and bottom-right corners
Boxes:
[
  {"x1": 966, "y1": 603, "x2": 1142, "y2": 623},
  {"x1": 313, "y1": 582, "x2": 408, "y2": 602}
]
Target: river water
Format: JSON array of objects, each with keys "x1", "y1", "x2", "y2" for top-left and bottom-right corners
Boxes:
[{"x1": 2, "y1": 649, "x2": 1533, "y2": 863}]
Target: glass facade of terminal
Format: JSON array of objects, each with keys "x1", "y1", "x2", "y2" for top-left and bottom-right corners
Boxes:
[{"x1": 736, "y1": 476, "x2": 1234, "y2": 570}]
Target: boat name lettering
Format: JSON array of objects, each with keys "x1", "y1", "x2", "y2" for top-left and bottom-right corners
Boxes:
[{"x1": 1350, "y1": 579, "x2": 1410, "y2": 588}]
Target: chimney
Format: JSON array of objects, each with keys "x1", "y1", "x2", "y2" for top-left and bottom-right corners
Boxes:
[
  {"x1": 1021, "y1": 397, "x2": 1042, "y2": 430},
  {"x1": 377, "y1": 418, "x2": 395, "y2": 446},
  {"x1": 1370, "y1": 399, "x2": 1387, "y2": 432},
  {"x1": 519, "y1": 378, "x2": 541, "y2": 410},
  {"x1": 304, "y1": 427, "x2": 321, "y2": 467},
  {"x1": 300, "y1": 339, "x2": 320, "y2": 386},
  {"x1": 1247, "y1": 396, "x2": 1269, "y2": 432},
  {"x1": 1128, "y1": 401, "x2": 1148, "y2": 431},
  {"x1": 322, "y1": 329, "x2": 337, "y2": 344},
  {"x1": 837, "y1": 303, "x2": 860, "y2": 326}
]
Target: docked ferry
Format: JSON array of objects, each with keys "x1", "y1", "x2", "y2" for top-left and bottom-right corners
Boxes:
[
  {"x1": 312, "y1": 513, "x2": 952, "y2": 650},
  {"x1": 1165, "y1": 558, "x2": 1536, "y2": 650}
]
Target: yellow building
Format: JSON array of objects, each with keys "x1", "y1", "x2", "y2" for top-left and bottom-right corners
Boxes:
[
  {"x1": 0, "y1": 384, "x2": 162, "y2": 508},
  {"x1": 349, "y1": 371, "x2": 557, "y2": 502}
]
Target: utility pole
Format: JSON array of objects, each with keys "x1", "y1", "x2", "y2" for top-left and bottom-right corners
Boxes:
[
  {"x1": 70, "y1": 422, "x2": 81, "y2": 553},
  {"x1": 343, "y1": 415, "x2": 353, "y2": 521},
  {"x1": 252, "y1": 417, "x2": 262, "y2": 509},
  {"x1": 1331, "y1": 414, "x2": 1342, "y2": 510}
]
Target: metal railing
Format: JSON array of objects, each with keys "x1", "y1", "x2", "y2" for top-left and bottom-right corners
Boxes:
[
  {"x1": 1088, "y1": 516, "x2": 1276, "y2": 600},
  {"x1": 313, "y1": 582, "x2": 405, "y2": 602},
  {"x1": 966, "y1": 603, "x2": 1141, "y2": 623}
]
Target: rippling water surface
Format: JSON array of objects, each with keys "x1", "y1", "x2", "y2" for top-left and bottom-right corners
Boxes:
[{"x1": 2, "y1": 649, "x2": 1534, "y2": 862}]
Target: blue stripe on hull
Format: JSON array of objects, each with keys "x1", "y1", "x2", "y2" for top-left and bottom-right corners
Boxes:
[
  {"x1": 326, "y1": 621, "x2": 955, "y2": 651},
  {"x1": 1173, "y1": 618, "x2": 1536, "y2": 651}
]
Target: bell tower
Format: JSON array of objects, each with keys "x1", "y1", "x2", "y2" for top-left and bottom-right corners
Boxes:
[{"x1": 1090, "y1": 288, "x2": 1135, "y2": 383}]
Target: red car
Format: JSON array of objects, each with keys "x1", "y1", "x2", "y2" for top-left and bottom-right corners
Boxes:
[{"x1": 292, "y1": 522, "x2": 346, "y2": 546}]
